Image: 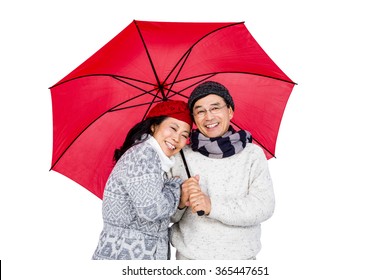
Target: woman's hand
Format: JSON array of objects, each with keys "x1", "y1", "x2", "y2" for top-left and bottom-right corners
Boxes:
[{"x1": 179, "y1": 175, "x2": 200, "y2": 209}]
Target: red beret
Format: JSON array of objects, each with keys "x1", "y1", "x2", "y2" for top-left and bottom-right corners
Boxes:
[{"x1": 147, "y1": 100, "x2": 193, "y2": 127}]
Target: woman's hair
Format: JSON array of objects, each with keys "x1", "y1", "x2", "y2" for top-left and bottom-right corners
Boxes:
[{"x1": 113, "y1": 116, "x2": 167, "y2": 162}]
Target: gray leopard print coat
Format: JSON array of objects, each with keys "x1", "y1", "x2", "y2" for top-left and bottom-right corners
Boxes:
[{"x1": 92, "y1": 140, "x2": 181, "y2": 260}]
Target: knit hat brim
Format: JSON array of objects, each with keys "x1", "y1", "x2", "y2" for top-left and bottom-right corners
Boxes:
[{"x1": 188, "y1": 81, "x2": 235, "y2": 112}]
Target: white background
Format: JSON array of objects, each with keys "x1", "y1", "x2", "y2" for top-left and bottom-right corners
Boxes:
[{"x1": 1, "y1": 0, "x2": 389, "y2": 279}]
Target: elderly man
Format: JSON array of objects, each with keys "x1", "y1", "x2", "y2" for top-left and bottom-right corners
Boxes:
[{"x1": 170, "y1": 81, "x2": 275, "y2": 260}]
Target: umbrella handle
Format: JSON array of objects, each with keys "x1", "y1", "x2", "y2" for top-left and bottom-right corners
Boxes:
[{"x1": 180, "y1": 150, "x2": 205, "y2": 217}]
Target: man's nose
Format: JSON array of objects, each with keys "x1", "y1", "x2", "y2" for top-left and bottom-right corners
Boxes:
[{"x1": 204, "y1": 109, "x2": 214, "y2": 120}]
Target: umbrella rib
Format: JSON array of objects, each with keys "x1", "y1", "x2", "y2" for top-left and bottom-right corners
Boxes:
[
  {"x1": 165, "y1": 50, "x2": 193, "y2": 99},
  {"x1": 161, "y1": 21, "x2": 296, "y2": 93},
  {"x1": 51, "y1": 74, "x2": 165, "y2": 107},
  {"x1": 165, "y1": 70, "x2": 296, "y2": 101},
  {"x1": 50, "y1": 89, "x2": 159, "y2": 170},
  {"x1": 50, "y1": 21, "x2": 295, "y2": 92},
  {"x1": 110, "y1": 95, "x2": 162, "y2": 118},
  {"x1": 109, "y1": 100, "x2": 158, "y2": 112},
  {"x1": 50, "y1": 110, "x2": 111, "y2": 171},
  {"x1": 176, "y1": 71, "x2": 297, "y2": 85},
  {"x1": 134, "y1": 20, "x2": 165, "y2": 99},
  {"x1": 162, "y1": 22, "x2": 246, "y2": 96},
  {"x1": 109, "y1": 75, "x2": 162, "y2": 118},
  {"x1": 165, "y1": 74, "x2": 218, "y2": 99},
  {"x1": 49, "y1": 73, "x2": 155, "y2": 89},
  {"x1": 187, "y1": 21, "x2": 245, "y2": 50},
  {"x1": 111, "y1": 76, "x2": 163, "y2": 99}
]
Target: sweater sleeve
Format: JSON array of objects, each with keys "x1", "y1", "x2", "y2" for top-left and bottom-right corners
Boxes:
[
  {"x1": 124, "y1": 150, "x2": 182, "y2": 222},
  {"x1": 171, "y1": 207, "x2": 187, "y2": 223},
  {"x1": 207, "y1": 151, "x2": 275, "y2": 227}
]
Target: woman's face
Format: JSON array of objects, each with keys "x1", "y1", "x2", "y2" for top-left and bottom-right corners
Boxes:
[{"x1": 152, "y1": 117, "x2": 191, "y2": 157}]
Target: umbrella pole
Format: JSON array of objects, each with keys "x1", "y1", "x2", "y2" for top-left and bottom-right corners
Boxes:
[
  {"x1": 180, "y1": 150, "x2": 191, "y2": 178},
  {"x1": 179, "y1": 150, "x2": 204, "y2": 216}
]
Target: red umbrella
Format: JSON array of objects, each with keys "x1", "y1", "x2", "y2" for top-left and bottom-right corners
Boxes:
[{"x1": 50, "y1": 20, "x2": 296, "y2": 199}]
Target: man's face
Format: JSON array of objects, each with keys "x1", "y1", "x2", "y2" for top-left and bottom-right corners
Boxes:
[{"x1": 192, "y1": 94, "x2": 233, "y2": 138}]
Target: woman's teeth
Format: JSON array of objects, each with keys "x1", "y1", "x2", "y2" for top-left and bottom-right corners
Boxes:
[{"x1": 166, "y1": 141, "x2": 176, "y2": 150}]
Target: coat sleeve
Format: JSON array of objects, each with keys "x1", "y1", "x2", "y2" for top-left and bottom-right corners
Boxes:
[
  {"x1": 124, "y1": 149, "x2": 182, "y2": 222},
  {"x1": 207, "y1": 150, "x2": 275, "y2": 227},
  {"x1": 169, "y1": 151, "x2": 190, "y2": 223}
]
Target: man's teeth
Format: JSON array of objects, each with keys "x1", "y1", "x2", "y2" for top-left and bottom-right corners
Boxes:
[
  {"x1": 206, "y1": 123, "x2": 218, "y2": 128},
  {"x1": 166, "y1": 142, "x2": 176, "y2": 150}
]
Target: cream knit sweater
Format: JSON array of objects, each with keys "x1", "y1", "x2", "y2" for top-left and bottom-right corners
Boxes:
[{"x1": 170, "y1": 143, "x2": 275, "y2": 260}]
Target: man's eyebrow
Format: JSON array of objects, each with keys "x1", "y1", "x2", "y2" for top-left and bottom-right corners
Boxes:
[{"x1": 194, "y1": 102, "x2": 222, "y2": 109}]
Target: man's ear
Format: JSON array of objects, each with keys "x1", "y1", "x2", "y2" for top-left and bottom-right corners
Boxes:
[{"x1": 228, "y1": 107, "x2": 234, "y2": 120}]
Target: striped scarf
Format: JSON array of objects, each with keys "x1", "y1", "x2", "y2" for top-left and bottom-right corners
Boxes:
[{"x1": 191, "y1": 126, "x2": 252, "y2": 158}]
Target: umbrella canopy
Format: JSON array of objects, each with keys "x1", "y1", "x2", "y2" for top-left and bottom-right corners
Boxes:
[{"x1": 50, "y1": 20, "x2": 296, "y2": 199}]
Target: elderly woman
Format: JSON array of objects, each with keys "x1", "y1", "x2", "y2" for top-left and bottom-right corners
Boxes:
[{"x1": 92, "y1": 100, "x2": 192, "y2": 260}]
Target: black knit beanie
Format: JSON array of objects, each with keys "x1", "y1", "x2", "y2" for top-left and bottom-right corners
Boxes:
[{"x1": 188, "y1": 81, "x2": 235, "y2": 112}]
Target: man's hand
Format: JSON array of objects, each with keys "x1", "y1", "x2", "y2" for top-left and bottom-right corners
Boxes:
[
  {"x1": 179, "y1": 175, "x2": 211, "y2": 215},
  {"x1": 188, "y1": 187, "x2": 211, "y2": 215}
]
